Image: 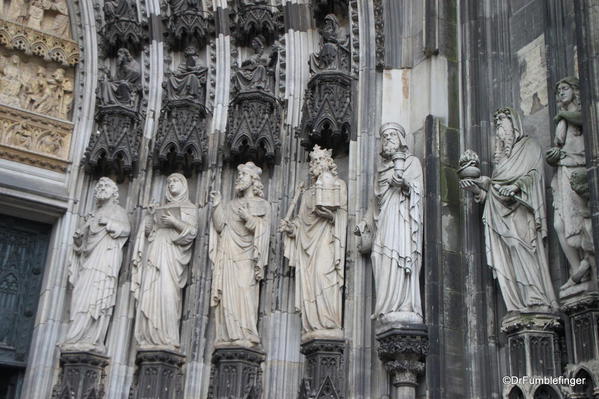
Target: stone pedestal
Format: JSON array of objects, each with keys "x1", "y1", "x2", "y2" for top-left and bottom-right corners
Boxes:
[
  {"x1": 51, "y1": 351, "x2": 109, "y2": 399},
  {"x1": 501, "y1": 312, "x2": 563, "y2": 398},
  {"x1": 375, "y1": 325, "x2": 428, "y2": 399},
  {"x1": 208, "y1": 346, "x2": 265, "y2": 399},
  {"x1": 298, "y1": 338, "x2": 346, "y2": 399},
  {"x1": 129, "y1": 349, "x2": 185, "y2": 399}
]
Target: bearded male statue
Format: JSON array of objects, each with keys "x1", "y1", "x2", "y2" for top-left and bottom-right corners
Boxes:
[
  {"x1": 355, "y1": 122, "x2": 424, "y2": 326},
  {"x1": 459, "y1": 107, "x2": 558, "y2": 312},
  {"x1": 280, "y1": 145, "x2": 347, "y2": 342},
  {"x1": 62, "y1": 177, "x2": 130, "y2": 352},
  {"x1": 209, "y1": 162, "x2": 271, "y2": 348}
]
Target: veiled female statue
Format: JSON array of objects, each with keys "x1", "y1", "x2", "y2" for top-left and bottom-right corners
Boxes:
[
  {"x1": 62, "y1": 177, "x2": 130, "y2": 352},
  {"x1": 133, "y1": 173, "x2": 198, "y2": 349},
  {"x1": 209, "y1": 162, "x2": 271, "y2": 348}
]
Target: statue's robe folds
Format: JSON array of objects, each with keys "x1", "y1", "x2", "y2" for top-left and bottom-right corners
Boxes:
[
  {"x1": 133, "y1": 201, "x2": 198, "y2": 349},
  {"x1": 64, "y1": 203, "x2": 130, "y2": 350},
  {"x1": 371, "y1": 155, "x2": 423, "y2": 321},
  {"x1": 209, "y1": 198, "x2": 270, "y2": 347},
  {"x1": 481, "y1": 136, "x2": 557, "y2": 311},
  {"x1": 284, "y1": 178, "x2": 347, "y2": 337}
]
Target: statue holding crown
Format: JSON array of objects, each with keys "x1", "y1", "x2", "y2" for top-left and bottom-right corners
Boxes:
[
  {"x1": 209, "y1": 162, "x2": 271, "y2": 348},
  {"x1": 280, "y1": 145, "x2": 347, "y2": 341}
]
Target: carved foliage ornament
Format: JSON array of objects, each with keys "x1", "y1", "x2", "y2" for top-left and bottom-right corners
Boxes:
[{"x1": 161, "y1": 0, "x2": 211, "y2": 48}]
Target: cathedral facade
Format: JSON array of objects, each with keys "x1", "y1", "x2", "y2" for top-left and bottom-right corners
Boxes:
[{"x1": 1, "y1": 0, "x2": 599, "y2": 398}]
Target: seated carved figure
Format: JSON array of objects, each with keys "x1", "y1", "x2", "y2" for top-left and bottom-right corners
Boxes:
[
  {"x1": 232, "y1": 35, "x2": 276, "y2": 93},
  {"x1": 309, "y1": 14, "x2": 350, "y2": 73},
  {"x1": 97, "y1": 48, "x2": 141, "y2": 109},
  {"x1": 163, "y1": 46, "x2": 207, "y2": 103}
]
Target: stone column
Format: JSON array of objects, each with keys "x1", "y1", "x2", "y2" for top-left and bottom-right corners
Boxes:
[
  {"x1": 299, "y1": 338, "x2": 346, "y2": 399},
  {"x1": 51, "y1": 351, "x2": 109, "y2": 399},
  {"x1": 129, "y1": 350, "x2": 185, "y2": 399},
  {"x1": 500, "y1": 313, "x2": 562, "y2": 398},
  {"x1": 376, "y1": 326, "x2": 429, "y2": 399},
  {"x1": 208, "y1": 346, "x2": 265, "y2": 399}
]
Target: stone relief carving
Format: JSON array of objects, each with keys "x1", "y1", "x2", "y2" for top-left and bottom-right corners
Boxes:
[
  {"x1": 161, "y1": 0, "x2": 211, "y2": 48},
  {"x1": 209, "y1": 162, "x2": 271, "y2": 348},
  {"x1": 84, "y1": 48, "x2": 143, "y2": 178},
  {"x1": 102, "y1": 0, "x2": 142, "y2": 54},
  {"x1": 459, "y1": 107, "x2": 558, "y2": 313},
  {"x1": 62, "y1": 177, "x2": 131, "y2": 353},
  {"x1": 280, "y1": 145, "x2": 347, "y2": 342},
  {"x1": 299, "y1": 14, "x2": 352, "y2": 153},
  {"x1": 545, "y1": 77, "x2": 596, "y2": 298},
  {"x1": 226, "y1": 36, "x2": 281, "y2": 165},
  {"x1": 155, "y1": 46, "x2": 208, "y2": 175},
  {"x1": 132, "y1": 173, "x2": 198, "y2": 350},
  {"x1": 0, "y1": 19, "x2": 80, "y2": 65},
  {"x1": 4, "y1": 0, "x2": 72, "y2": 39},
  {"x1": 355, "y1": 122, "x2": 424, "y2": 327}
]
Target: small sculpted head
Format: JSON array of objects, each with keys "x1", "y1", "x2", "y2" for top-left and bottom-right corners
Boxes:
[
  {"x1": 167, "y1": 174, "x2": 184, "y2": 196},
  {"x1": 165, "y1": 173, "x2": 189, "y2": 203},
  {"x1": 379, "y1": 122, "x2": 408, "y2": 159},
  {"x1": 309, "y1": 145, "x2": 337, "y2": 181},
  {"x1": 555, "y1": 76, "x2": 581, "y2": 111},
  {"x1": 235, "y1": 162, "x2": 264, "y2": 197},
  {"x1": 251, "y1": 36, "x2": 265, "y2": 55},
  {"x1": 117, "y1": 48, "x2": 132, "y2": 65},
  {"x1": 322, "y1": 14, "x2": 340, "y2": 41},
  {"x1": 95, "y1": 177, "x2": 119, "y2": 203}
]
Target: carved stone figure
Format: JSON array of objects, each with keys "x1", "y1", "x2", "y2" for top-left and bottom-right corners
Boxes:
[
  {"x1": 459, "y1": 107, "x2": 558, "y2": 312},
  {"x1": 102, "y1": 0, "x2": 142, "y2": 52},
  {"x1": 356, "y1": 122, "x2": 424, "y2": 326},
  {"x1": 232, "y1": 35, "x2": 276, "y2": 94},
  {"x1": 7, "y1": 0, "x2": 29, "y2": 23},
  {"x1": 62, "y1": 177, "x2": 130, "y2": 352},
  {"x1": 132, "y1": 173, "x2": 198, "y2": 349},
  {"x1": 546, "y1": 77, "x2": 595, "y2": 294},
  {"x1": 34, "y1": 68, "x2": 72, "y2": 119},
  {"x1": 104, "y1": 0, "x2": 137, "y2": 24},
  {"x1": 280, "y1": 145, "x2": 347, "y2": 341},
  {"x1": 163, "y1": 46, "x2": 207, "y2": 103},
  {"x1": 48, "y1": 0, "x2": 71, "y2": 38},
  {"x1": 0, "y1": 55, "x2": 23, "y2": 107},
  {"x1": 309, "y1": 14, "x2": 350, "y2": 74},
  {"x1": 27, "y1": 0, "x2": 46, "y2": 30},
  {"x1": 209, "y1": 162, "x2": 271, "y2": 348},
  {"x1": 97, "y1": 48, "x2": 141, "y2": 109}
]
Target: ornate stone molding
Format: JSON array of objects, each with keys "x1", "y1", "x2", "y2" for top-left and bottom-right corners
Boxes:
[
  {"x1": 299, "y1": 338, "x2": 346, "y2": 399},
  {"x1": 0, "y1": 17, "x2": 80, "y2": 66},
  {"x1": 51, "y1": 351, "x2": 109, "y2": 399},
  {"x1": 208, "y1": 346, "x2": 265, "y2": 399},
  {"x1": 0, "y1": 104, "x2": 72, "y2": 171},
  {"x1": 561, "y1": 292, "x2": 599, "y2": 315},
  {"x1": 372, "y1": 0, "x2": 384, "y2": 70},
  {"x1": 83, "y1": 105, "x2": 142, "y2": 179},
  {"x1": 99, "y1": 0, "x2": 143, "y2": 55},
  {"x1": 226, "y1": 90, "x2": 281, "y2": 165},
  {"x1": 500, "y1": 312, "x2": 563, "y2": 335},
  {"x1": 155, "y1": 100, "x2": 208, "y2": 175},
  {"x1": 130, "y1": 350, "x2": 185, "y2": 399},
  {"x1": 299, "y1": 71, "x2": 352, "y2": 152}
]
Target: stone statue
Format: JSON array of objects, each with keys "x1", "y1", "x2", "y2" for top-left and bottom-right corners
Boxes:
[
  {"x1": 22, "y1": 66, "x2": 48, "y2": 111},
  {"x1": 62, "y1": 177, "x2": 130, "y2": 352},
  {"x1": 209, "y1": 162, "x2": 271, "y2": 348},
  {"x1": 546, "y1": 77, "x2": 595, "y2": 294},
  {"x1": 163, "y1": 46, "x2": 208, "y2": 103},
  {"x1": 132, "y1": 173, "x2": 198, "y2": 349},
  {"x1": 232, "y1": 35, "x2": 276, "y2": 93},
  {"x1": 280, "y1": 145, "x2": 347, "y2": 341},
  {"x1": 459, "y1": 107, "x2": 558, "y2": 312},
  {"x1": 0, "y1": 55, "x2": 23, "y2": 107},
  {"x1": 97, "y1": 48, "x2": 141, "y2": 109},
  {"x1": 309, "y1": 14, "x2": 350, "y2": 74},
  {"x1": 355, "y1": 122, "x2": 424, "y2": 326}
]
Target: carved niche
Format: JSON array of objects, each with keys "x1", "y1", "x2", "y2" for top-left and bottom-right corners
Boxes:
[
  {"x1": 101, "y1": 0, "x2": 143, "y2": 54},
  {"x1": 161, "y1": 0, "x2": 212, "y2": 49},
  {"x1": 226, "y1": 35, "x2": 282, "y2": 165},
  {"x1": 154, "y1": 47, "x2": 209, "y2": 175},
  {"x1": 84, "y1": 48, "x2": 143, "y2": 179},
  {"x1": 229, "y1": 0, "x2": 283, "y2": 47},
  {"x1": 299, "y1": 13, "x2": 352, "y2": 153}
]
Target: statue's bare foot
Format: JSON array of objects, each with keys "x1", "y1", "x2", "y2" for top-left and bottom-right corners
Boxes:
[{"x1": 560, "y1": 278, "x2": 576, "y2": 291}]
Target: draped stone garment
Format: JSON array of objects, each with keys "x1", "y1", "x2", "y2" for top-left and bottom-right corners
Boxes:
[
  {"x1": 283, "y1": 176, "x2": 347, "y2": 336},
  {"x1": 63, "y1": 203, "x2": 130, "y2": 350},
  {"x1": 481, "y1": 136, "x2": 558, "y2": 311},
  {"x1": 133, "y1": 198, "x2": 198, "y2": 349},
  {"x1": 209, "y1": 198, "x2": 271, "y2": 347},
  {"x1": 551, "y1": 114, "x2": 593, "y2": 253},
  {"x1": 371, "y1": 155, "x2": 423, "y2": 320}
]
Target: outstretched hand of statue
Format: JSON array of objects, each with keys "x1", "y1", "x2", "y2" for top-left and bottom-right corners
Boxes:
[
  {"x1": 279, "y1": 218, "x2": 295, "y2": 237},
  {"x1": 459, "y1": 178, "x2": 482, "y2": 195}
]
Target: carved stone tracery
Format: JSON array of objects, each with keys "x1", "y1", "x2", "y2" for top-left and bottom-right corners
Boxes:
[
  {"x1": 161, "y1": 0, "x2": 211, "y2": 48},
  {"x1": 229, "y1": 1, "x2": 283, "y2": 47},
  {"x1": 101, "y1": 0, "x2": 143, "y2": 55}
]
